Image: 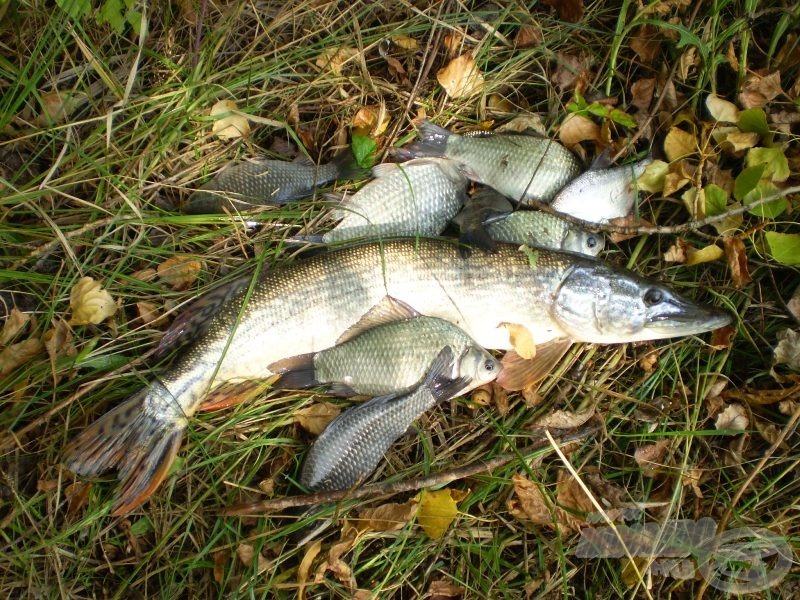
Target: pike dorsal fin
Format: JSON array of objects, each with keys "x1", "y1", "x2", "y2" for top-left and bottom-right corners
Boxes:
[
  {"x1": 495, "y1": 337, "x2": 572, "y2": 391},
  {"x1": 335, "y1": 296, "x2": 420, "y2": 344}
]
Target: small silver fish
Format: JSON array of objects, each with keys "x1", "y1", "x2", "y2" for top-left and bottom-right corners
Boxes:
[
  {"x1": 319, "y1": 158, "x2": 468, "y2": 243},
  {"x1": 453, "y1": 187, "x2": 603, "y2": 256},
  {"x1": 397, "y1": 120, "x2": 581, "y2": 204},
  {"x1": 300, "y1": 346, "x2": 475, "y2": 492},
  {"x1": 549, "y1": 157, "x2": 653, "y2": 222},
  {"x1": 184, "y1": 151, "x2": 362, "y2": 214},
  {"x1": 269, "y1": 310, "x2": 499, "y2": 396}
]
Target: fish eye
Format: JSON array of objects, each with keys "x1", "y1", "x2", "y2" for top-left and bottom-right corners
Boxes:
[
  {"x1": 483, "y1": 359, "x2": 495, "y2": 372},
  {"x1": 643, "y1": 288, "x2": 664, "y2": 306},
  {"x1": 586, "y1": 235, "x2": 598, "y2": 249}
]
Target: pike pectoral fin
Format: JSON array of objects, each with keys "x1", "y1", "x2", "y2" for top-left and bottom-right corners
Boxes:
[
  {"x1": 496, "y1": 338, "x2": 572, "y2": 391},
  {"x1": 63, "y1": 389, "x2": 186, "y2": 515},
  {"x1": 198, "y1": 378, "x2": 276, "y2": 412}
]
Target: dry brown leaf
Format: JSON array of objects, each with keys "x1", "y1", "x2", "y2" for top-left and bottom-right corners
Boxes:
[
  {"x1": 211, "y1": 550, "x2": 228, "y2": 584},
  {"x1": 682, "y1": 468, "x2": 704, "y2": 498},
  {"x1": 68, "y1": 277, "x2": 117, "y2": 326},
  {"x1": 662, "y1": 169, "x2": 691, "y2": 197},
  {"x1": 298, "y1": 539, "x2": 322, "y2": 600},
  {"x1": 774, "y1": 329, "x2": 800, "y2": 371},
  {"x1": 136, "y1": 301, "x2": 166, "y2": 327},
  {"x1": 508, "y1": 473, "x2": 554, "y2": 526},
  {"x1": 558, "y1": 113, "x2": 600, "y2": 147},
  {"x1": 551, "y1": 52, "x2": 594, "y2": 93},
  {"x1": 390, "y1": 35, "x2": 418, "y2": 51},
  {"x1": 356, "y1": 499, "x2": 418, "y2": 533},
  {"x1": 436, "y1": 54, "x2": 485, "y2": 99},
  {"x1": 352, "y1": 106, "x2": 389, "y2": 137},
  {"x1": 295, "y1": 401, "x2": 342, "y2": 435},
  {"x1": 710, "y1": 325, "x2": 735, "y2": 350},
  {"x1": 131, "y1": 268, "x2": 157, "y2": 282},
  {"x1": 754, "y1": 419, "x2": 783, "y2": 447},
  {"x1": 0, "y1": 338, "x2": 44, "y2": 376},
  {"x1": 427, "y1": 580, "x2": 466, "y2": 599},
  {"x1": 315, "y1": 47, "x2": 358, "y2": 76},
  {"x1": 487, "y1": 94, "x2": 513, "y2": 114},
  {"x1": 715, "y1": 403, "x2": 749, "y2": 431},
  {"x1": 787, "y1": 284, "x2": 800, "y2": 322},
  {"x1": 723, "y1": 236, "x2": 751, "y2": 288},
  {"x1": 319, "y1": 522, "x2": 358, "y2": 590},
  {"x1": 417, "y1": 489, "x2": 460, "y2": 539},
  {"x1": 634, "y1": 439, "x2": 670, "y2": 477},
  {"x1": 706, "y1": 94, "x2": 739, "y2": 123},
  {"x1": 515, "y1": 23, "x2": 543, "y2": 48},
  {"x1": 43, "y1": 319, "x2": 75, "y2": 368},
  {"x1": 210, "y1": 100, "x2": 250, "y2": 140},
  {"x1": 631, "y1": 78, "x2": 656, "y2": 111},
  {"x1": 442, "y1": 33, "x2": 465, "y2": 58},
  {"x1": 685, "y1": 243, "x2": 724, "y2": 266},
  {"x1": 36, "y1": 90, "x2": 84, "y2": 125},
  {"x1": 542, "y1": 0, "x2": 584, "y2": 22},
  {"x1": 235, "y1": 543, "x2": 271, "y2": 573},
  {"x1": 638, "y1": 348, "x2": 660, "y2": 373},
  {"x1": 64, "y1": 480, "x2": 92, "y2": 516},
  {"x1": 352, "y1": 591, "x2": 373, "y2": 600},
  {"x1": 663, "y1": 127, "x2": 697, "y2": 162},
  {"x1": 556, "y1": 471, "x2": 593, "y2": 532},
  {"x1": 678, "y1": 46, "x2": 699, "y2": 81},
  {"x1": 1, "y1": 307, "x2": 29, "y2": 346},
  {"x1": 532, "y1": 407, "x2": 595, "y2": 430},
  {"x1": 497, "y1": 114, "x2": 547, "y2": 135},
  {"x1": 630, "y1": 25, "x2": 661, "y2": 64},
  {"x1": 157, "y1": 255, "x2": 202, "y2": 291},
  {"x1": 663, "y1": 239, "x2": 690, "y2": 263},
  {"x1": 739, "y1": 70, "x2": 782, "y2": 108}
]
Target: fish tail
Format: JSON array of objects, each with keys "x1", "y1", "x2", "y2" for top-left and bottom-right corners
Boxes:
[
  {"x1": 184, "y1": 189, "x2": 225, "y2": 214},
  {"x1": 331, "y1": 148, "x2": 369, "y2": 181},
  {"x1": 64, "y1": 384, "x2": 186, "y2": 515},
  {"x1": 268, "y1": 353, "x2": 320, "y2": 389},
  {"x1": 395, "y1": 120, "x2": 451, "y2": 160}
]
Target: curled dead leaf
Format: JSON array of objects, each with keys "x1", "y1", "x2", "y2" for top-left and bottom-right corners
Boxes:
[
  {"x1": 787, "y1": 284, "x2": 800, "y2": 322},
  {"x1": 663, "y1": 239, "x2": 691, "y2": 263},
  {"x1": 774, "y1": 329, "x2": 800, "y2": 371},
  {"x1": 437, "y1": 54, "x2": 485, "y2": 99},
  {"x1": 738, "y1": 71, "x2": 782, "y2": 109},
  {"x1": 631, "y1": 78, "x2": 656, "y2": 111},
  {"x1": 356, "y1": 499, "x2": 418, "y2": 533},
  {"x1": 157, "y1": 255, "x2": 202, "y2": 291},
  {"x1": 1, "y1": 307, "x2": 30, "y2": 346},
  {"x1": 315, "y1": 47, "x2": 358, "y2": 76},
  {"x1": 634, "y1": 439, "x2": 670, "y2": 477},
  {"x1": 236, "y1": 543, "x2": 271, "y2": 573},
  {"x1": 507, "y1": 473, "x2": 553, "y2": 526},
  {"x1": 295, "y1": 401, "x2": 342, "y2": 435},
  {"x1": 532, "y1": 407, "x2": 595, "y2": 430},
  {"x1": 390, "y1": 35, "x2": 418, "y2": 51},
  {"x1": 541, "y1": 0, "x2": 584, "y2": 23},
  {"x1": 555, "y1": 470, "x2": 593, "y2": 532},
  {"x1": 723, "y1": 237, "x2": 751, "y2": 288},
  {"x1": 630, "y1": 25, "x2": 661, "y2": 64},
  {"x1": 68, "y1": 277, "x2": 117, "y2": 326},
  {"x1": 352, "y1": 106, "x2": 389, "y2": 137},
  {"x1": 298, "y1": 539, "x2": 322, "y2": 599},
  {"x1": 0, "y1": 338, "x2": 44, "y2": 376},
  {"x1": 558, "y1": 113, "x2": 600, "y2": 147},
  {"x1": 715, "y1": 403, "x2": 749, "y2": 431},
  {"x1": 685, "y1": 243, "x2": 724, "y2": 267},
  {"x1": 706, "y1": 94, "x2": 740, "y2": 123},
  {"x1": 210, "y1": 100, "x2": 250, "y2": 140},
  {"x1": 36, "y1": 90, "x2": 85, "y2": 126}
]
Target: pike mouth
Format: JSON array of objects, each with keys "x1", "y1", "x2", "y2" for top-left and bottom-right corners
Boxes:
[{"x1": 646, "y1": 297, "x2": 732, "y2": 336}]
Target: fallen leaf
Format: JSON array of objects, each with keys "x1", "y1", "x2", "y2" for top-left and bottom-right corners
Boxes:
[
  {"x1": 726, "y1": 41, "x2": 740, "y2": 71},
  {"x1": 436, "y1": 54, "x2": 485, "y2": 99},
  {"x1": 499, "y1": 322, "x2": 536, "y2": 359},
  {"x1": 745, "y1": 146, "x2": 790, "y2": 182},
  {"x1": 417, "y1": 488, "x2": 460, "y2": 539},
  {"x1": 663, "y1": 127, "x2": 697, "y2": 162},
  {"x1": 212, "y1": 550, "x2": 228, "y2": 584},
  {"x1": 427, "y1": 580, "x2": 466, "y2": 599},
  {"x1": 636, "y1": 159, "x2": 669, "y2": 193},
  {"x1": 36, "y1": 90, "x2": 85, "y2": 125},
  {"x1": 638, "y1": 348, "x2": 660, "y2": 373},
  {"x1": 715, "y1": 403, "x2": 749, "y2": 431},
  {"x1": 738, "y1": 70, "x2": 782, "y2": 108},
  {"x1": 682, "y1": 468, "x2": 704, "y2": 498},
  {"x1": 787, "y1": 284, "x2": 800, "y2": 322},
  {"x1": 685, "y1": 243, "x2": 724, "y2": 267},
  {"x1": 236, "y1": 543, "x2": 271, "y2": 573},
  {"x1": 662, "y1": 160, "x2": 694, "y2": 197},
  {"x1": 706, "y1": 93, "x2": 740, "y2": 123},
  {"x1": 631, "y1": 78, "x2": 656, "y2": 111},
  {"x1": 315, "y1": 47, "x2": 359, "y2": 76},
  {"x1": 715, "y1": 129, "x2": 760, "y2": 154},
  {"x1": 634, "y1": 439, "x2": 670, "y2": 477},
  {"x1": 773, "y1": 329, "x2": 800, "y2": 371},
  {"x1": 356, "y1": 499, "x2": 418, "y2": 533},
  {"x1": 507, "y1": 473, "x2": 554, "y2": 526},
  {"x1": 678, "y1": 46, "x2": 699, "y2": 81},
  {"x1": 515, "y1": 23, "x2": 543, "y2": 48},
  {"x1": 754, "y1": 419, "x2": 783, "y2": 447},
  {"x1": 157, "y1": 255, "x2": 202, "y2": 291},
  {"x1": 43, "y1": 318, "x2": 75, "y2": 369},
  {"x1": 681, "y1": 186, "x2": 705, "y2": 220},
  {"x1": 723, "y1": 237, "x2": 751, "y2": 288},
  {"x1": 555, "y1": 470, "x2": 593, "y2": 532},
  {"x1": 68, "y1": 277, "x2": 117, "y2": 326},
  {"x1": 663, "y1": 239, "x2": 690, "y2": 263},
  {"x1": 629, "y1": 25, "x2": 661, "y2": 64},
  {"x1": 710, "y1": 325, "x2": 735, "y2": 350},
  {"x1": 1, "y1": 307, "x2": 29, "y2": 346},
  {"x1": 319, "y1": 521, "x2": 358, "y2": 589},
  {"x1": 295, "y1": 401, "x2": 342, "y2": 435},
  {"x1": 131, "y1": 268, "x2": 157, "y2": 282},
  {"x1": 621, "y1": 557, "x2": 652, "y2": 589},
  {"x1": 765, "y1": 232, "x2": 800, "y2": 266},
  {"x1": 352, "y1": 106, "x2": 389, "y2": 137},
  {"x1": 558, "y1": 113, "x2": 600, "y2": 147},
  {"x1": 487, "y1": 94, "x2": 513, "y2": 114},
  {"x1": 532, "y1": 407, "x2": 595, "y2": 430},
  {"x1": 551, "y1": 52, "x2": 594, "y2": 93},
  {"x1": 390, "y1": 35, "x2": 418, "y2": 51},
  {"x1": 64, "y1": 480, "x2": 92, "y2": 516},
  {"x1": 298, "y1": 539, "x2": 322, "y2": 600},
  {"x1": 497, "y1": 114, "x2": 547, "y2": 136},
  {"x1": 442, "y1": 33, "x2": 465, "y2": 58},
  {"x1": 0, "y1": 338, "x2": 44, "y2": 376},
  {"x1": 541, "y1": 0, "x2": 584, "y2": 22},
  {"x1": 136, "y1": 301, "x2": 166, "y2": 326},
  {"x1": 210, "y1": 100, "x2": 250, "y2": 140}
]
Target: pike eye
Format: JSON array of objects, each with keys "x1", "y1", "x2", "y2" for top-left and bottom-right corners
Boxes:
[{"x1": 643, "y1": 288, "x2": 664, "y2": 306}]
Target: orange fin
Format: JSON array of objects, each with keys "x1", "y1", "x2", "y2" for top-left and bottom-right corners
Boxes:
[
  {"x1": 198, "y1": 379, "x2": 273, "y2": 412},
  {"x1": 63, "y1": 385, "x2": 186, "y2": 515},
  {"x1": 496, "y1": 338, "x2": 572, "y2": 391}
]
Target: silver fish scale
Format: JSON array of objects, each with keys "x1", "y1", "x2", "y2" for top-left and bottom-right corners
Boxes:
[
  {"x1": 301, "y1": 383, "x2": 438, "y2": 491},
  {"x1": 322, "y1": 160, "x2": 467, "y2": 242},
  {"x1": 313, "y1": 316, "x2": 486, "y2": 396},
  {"x1": 446, "y1": 135, "x2": 581, "y2": 203}
]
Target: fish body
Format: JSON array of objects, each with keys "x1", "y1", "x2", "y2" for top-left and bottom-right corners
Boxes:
[
  {"x1": 64, "y1": 238, "x2": 730, "y2": 514},
  {"x1": 550, "y1": 157, "x2": 653, "y2": 222},
  {"x1": 454, "y1": 187, "x2": 603, "y2": 255},
  {"x1": 185, "y1": 152, "x2": 360, "y2": 214},
  {"x1": 398, "y1": 121, "x2": 581, "y2": 203},
  {"x1": 321, "y1": 158, "x2": 468, "y2": 243},
  {"x1": 270, "y1": 314, "x2": 499, "y2": 396},
  {"x1": 301, "y1": 346, "x2": 479, "y2": 491}
]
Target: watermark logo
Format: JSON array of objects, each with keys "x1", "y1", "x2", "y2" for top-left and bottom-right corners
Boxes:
[{"x1": 575, "y1": 512, "x2": 792, "y2": 593}]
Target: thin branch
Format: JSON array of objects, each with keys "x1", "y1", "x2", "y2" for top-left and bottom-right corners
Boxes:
[{"x1": 220, "y1": 421, "x2": 602, "y2": 515}]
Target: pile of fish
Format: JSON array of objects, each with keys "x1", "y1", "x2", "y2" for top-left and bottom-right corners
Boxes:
[{"x1": 64, "y1": 121, "x2": 730, "y2": 514}]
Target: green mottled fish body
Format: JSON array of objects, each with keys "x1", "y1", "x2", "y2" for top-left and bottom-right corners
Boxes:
[{"x1": 486, "y1": 211, "x2": 604, "y2": 256}]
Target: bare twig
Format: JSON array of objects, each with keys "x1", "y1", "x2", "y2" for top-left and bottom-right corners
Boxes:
[{"x1": 221, "y1": 421, "x2": 601, "y2": 515}]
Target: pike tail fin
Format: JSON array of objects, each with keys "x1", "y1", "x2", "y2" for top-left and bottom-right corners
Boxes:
[
  {"x1": 64, "y1": 386, "x2": 186, "y2": 515},
  {"x1": 395, "y1": 120, "x2": 451, "y2": 160}
]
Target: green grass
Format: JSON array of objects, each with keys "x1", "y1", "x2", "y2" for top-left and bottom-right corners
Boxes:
[{"x1": 2, "y1": 0, "x2": 800, "y2": 598}]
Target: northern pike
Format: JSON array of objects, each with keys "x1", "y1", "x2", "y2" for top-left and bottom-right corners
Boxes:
[
  {"x1": 64, "y1": 239, "x2": 730, "y2": 514},
  {"x1": 397, "y1": 120, "x2": 581, "y2": 203},
  {"x1": 184, "y1": 151, "x2": 362, "y2": 214},
  {"x1": 301, "y1": 346, "x2": 476, "y2": 492},
  {"x1": 453, "y1": 187, "x2": 603, "y2": 255},
  {"x1": 270, "y1": 313, "x2": 499, "y2": 396},
  {"x1": 550, "y1": 157, "x2": 653, "y2": 222}
]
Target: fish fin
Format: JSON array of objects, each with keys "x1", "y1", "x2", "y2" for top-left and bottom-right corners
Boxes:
[
  {"x1": 396, "y1": 120, "x2": 451, "y2": 159},
  {"x1": 155, "y1": 275, "x2": 252, "y2": 358},
  {"x1": 331, "y1": 149, "x2": 368, "y2": 181},
  {"x1": 498, "y1": 322, "x2": 537, "y2": 359},
  {"x1": 425, "y1": 346, "x2": 471, "y2": 402},
  {"x1": 198, "y1": 379, "x2": 273, "y2": 412},
  {"x1": 283, "y1": 234, "x2": 325, "y2": 245},
  {"x1": 292, "y1": 154, "x2": 315, "y2": 166},
  {"x1": 328, "y1": 383, "x2": 359, "y2": 397},
  {"x1": 322, "y1": 191, "x2": 346, "y2": 204},
  {"x1": 495, "y1": 338, "x2": 572, "y2": 391},
  {"x1": 371, "y1": 162, "x2": 401, "y2": 178},
  {"x1": 336, "y1": 296, "x2": 420, "y2": 344},
  {"x1": 268, "y1": 353, "x2": 320, "y2": 389},
  {"x1": 458, "y1": 225, "x2": 497, "y2": 254},
  {"x1": 589, "y1": 147, "x2": 613, "y2": 170},
  {"x1": 63, "y1": 386, "x2": 186, "y2": 515}
]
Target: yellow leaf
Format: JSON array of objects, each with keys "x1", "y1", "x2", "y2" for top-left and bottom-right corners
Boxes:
[
  {"x1": 1, "y1": 307, "x2": 30, "y2": 346},
  {"x1": 295, "y1": 401, "x2": 341, "y2": 435},
  {"x1": 157, "y1": 255, "x2": 202, "y2": 291},
  {"x1": 705, "y1": 94, "x2": 739, "y2": 123},
  {"x1": 352, "y1": 106, "x2": 389, "y2": 137},
  {"x1": 390, "y1": 35, "x2": 419, "y2": 50},
  {"x1": 636, "y1": 159, "x2": 669, "y2": 193},
  {"x1": 436, "y1": 54, "x2": 485, "y2": 99},
  {"x1": 297, "y1": 539, "x2": 322, "y2": 600},
  {"x1": 0, "y1": 338, "x2": 44, "y2": 376},
  {"x1": 417, "y1": 488, "x2": 460, "y2": 539},
  {"x1": 210, "y1": 100, "x2": 250, "y2": 140},
  {"x1": 498, "y1": 322, "x2": 536, "y2": 359},
  {"x1": 558, "y1": 113, "x2": 600, "y2": 147},
  {"x1": 68, "y1": 277, "x2": 117, "y2": 326},
  {"x1": 315, "y1": 47, "x2": 359, "y2": 76},
  {"x1": 663, "y1": 127, "x2": 697, "y2": 162},
  {"x1": 685, "y1": 243, "x2": 724, "y2": 266}
]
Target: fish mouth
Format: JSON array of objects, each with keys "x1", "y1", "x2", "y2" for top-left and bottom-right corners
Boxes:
[{"x1": 645, "y1": 295, "x2": 732, "y2": 336}]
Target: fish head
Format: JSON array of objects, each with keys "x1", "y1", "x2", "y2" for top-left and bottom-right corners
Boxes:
[
  {"x1": 551, "y1": 263, "x2": 732, "y2": 343},
  {"x1": 457, "y1": 345, "x2": 501, "y2": 389},
  {"x1": 563, "y1": 230, "x2": 605, "y2": 257}
]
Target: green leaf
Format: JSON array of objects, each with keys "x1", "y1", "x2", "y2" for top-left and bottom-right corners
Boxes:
[
  {"x1": 746, "y1": 146, "x2": 790, "y2": 182},
  {"x1": 765, "y1": 232, "x2": 800, "y2": 265},
  {"x1": 98, "y1": 0, "x2": 126, "y2": 33},
  {"x1": 521, "y1": 246, "x2": 539, "y2": 269},
  {"x1": 57, "y1": 0, "x2": 90, "y2": 20},
  {"x1": 607, "y1": 108, "x2": 636, "y2": 128},
  {"x1": 129, "y1": 517, "x2": 154, "y2": 536},
  {"x1": 737, "y1": 108, "x2": 770, "y2": 140},
  {"x1": 733, "y1": 164, "x2": 765, "y2": 202},
  {"x1": 351, "y1": 133, "x2": 378, "y2": 169},
  {"x1": 704, "y1": 184, "x2": 728, "y2": 216},
  {"x1": 745, "y1": 183, "x2": 786, "y2": 218}
]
